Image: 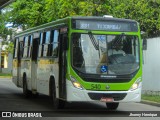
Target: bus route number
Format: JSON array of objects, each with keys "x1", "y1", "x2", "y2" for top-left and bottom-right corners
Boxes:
[
  {"x1": 91, "y1": 84, "x2": 101, "y2": 90},
  {"x1": 80, "y1": 23, "x2": 90, "y2": 29}
]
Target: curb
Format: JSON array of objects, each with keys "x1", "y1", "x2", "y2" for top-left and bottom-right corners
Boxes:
[{"x1": 141, "y1": 100, "x2": 160, "y2": 107}]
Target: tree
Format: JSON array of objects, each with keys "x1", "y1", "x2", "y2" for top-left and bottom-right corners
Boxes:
[
  {"x1": 0, "y1": 13, "x2": 12, "y2": 40},
  {"x1": 6, "y1": 0, "x2": 47, "y2": 30},
  {"x1": 5, "y1": 42, "x2": 14, "y2": 54},
  {"x1": 1, "y1": 0, "x2": 160, "y2": 37},
  {"x1": 44, "y1": 0, "x2": 82, "y2": 21},
  {"x1": 148, "y1": 0, "x2": 160, "y2": 37}
]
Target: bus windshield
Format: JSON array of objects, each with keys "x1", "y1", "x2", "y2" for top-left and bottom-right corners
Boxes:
[{"x1": 72, "y1": 33, "x2": 140, "y2": 75}]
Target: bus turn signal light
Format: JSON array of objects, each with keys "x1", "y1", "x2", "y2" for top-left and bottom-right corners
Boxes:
[
  {"x1": 130, "y1": 77, "x2": 141, "y2": 91},
  {"x1": 70, "y1": 76, "x2": 83, "y2": 90}
]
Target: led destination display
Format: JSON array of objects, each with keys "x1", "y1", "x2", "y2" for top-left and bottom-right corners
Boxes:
[{"x1": 74, "y1": 20, "x2": 138, "y2": 32}]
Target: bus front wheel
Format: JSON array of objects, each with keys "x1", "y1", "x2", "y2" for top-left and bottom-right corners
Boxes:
[
  {"x1": 51, "y1": 80, "x2": 65, "y2": 109},
  {"x1": 106, "y1": 103, "x2": 119, "y2": 110}
]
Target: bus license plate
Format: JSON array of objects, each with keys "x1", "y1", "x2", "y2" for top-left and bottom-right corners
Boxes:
[{"x1": 100, "y1": 97, "x2": 114, "y2": 102}]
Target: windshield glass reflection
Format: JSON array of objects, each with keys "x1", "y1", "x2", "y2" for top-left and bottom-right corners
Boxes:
[{"x1": 72, "y1": 33, "x2": 139, "y2": 75}]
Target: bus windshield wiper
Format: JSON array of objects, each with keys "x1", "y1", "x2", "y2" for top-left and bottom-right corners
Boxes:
[
  {"x1": 88, "y1": 31, "x2": 99, "y2": 50},
  {"x1": 113, "y1": 33, "x2": 125, "y2": 46}
]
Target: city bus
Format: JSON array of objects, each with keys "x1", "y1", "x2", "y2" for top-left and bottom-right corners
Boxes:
[{"x1": 12, "y1": 16, "x2": 142, "y2": 110}]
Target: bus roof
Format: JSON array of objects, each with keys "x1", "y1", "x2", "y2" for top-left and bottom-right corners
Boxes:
[
  {"x1": 71, "y1": 16, "x2": 137, "y2": 23},
  {"x1": 15, "y1": 16, "x2": 137, "y2": 37},
  {"x1": 15, "y1": 17, "x2": 70, "y2": 37}
]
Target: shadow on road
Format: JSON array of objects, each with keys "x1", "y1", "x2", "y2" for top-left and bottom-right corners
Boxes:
[{"x1": 0, "y1": 79, "x2": 138, "y2": 117}]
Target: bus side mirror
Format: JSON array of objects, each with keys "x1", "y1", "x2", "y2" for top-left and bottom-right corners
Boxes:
[
  {"x1": 143, "y1": 38, "x2": 147, "y2": 50},
  {"x1": 63, "y1": 33, "x2": 68, "y2": 50},
  {"x1": 141, "y1": 31, "x2": 147, "y2": 50}
]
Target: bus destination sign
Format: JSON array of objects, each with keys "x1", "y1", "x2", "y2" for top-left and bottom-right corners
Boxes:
[{"x1": 74, "y1": 20, "x2": 138, "y2": 32}]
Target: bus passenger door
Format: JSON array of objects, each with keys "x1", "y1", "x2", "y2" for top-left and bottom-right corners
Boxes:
[
  {"x1": 17, "y1": 41, "x2": 23, "y2": 87},
  {"x1": 59, "y1": 30, "x2": 68, "y2": 100},
  {"x1": 31, "y1": 37, "x2": 39, "y2": 92}
]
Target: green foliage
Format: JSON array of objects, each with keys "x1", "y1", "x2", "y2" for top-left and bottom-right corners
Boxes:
[
  {"x1": 0, "y1": 14, "x2": 12, "y2": 40},
  {"x1": 7, "y1": 0, "x2": 47, "y2": 29},
  {"x1": 5, "y1": 42, "x2": 14, "y2": 54},
  {"x1": 108, "y1": 0, "x2": 160, "y2": 37}
]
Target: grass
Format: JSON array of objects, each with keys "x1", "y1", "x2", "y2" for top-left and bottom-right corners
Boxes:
[
  {"x1": 142, "y1": 94, "x2": 160, "y2": 103},
  {"x1": 0, "y1": 73, "x2": 12, "y2": 78}
]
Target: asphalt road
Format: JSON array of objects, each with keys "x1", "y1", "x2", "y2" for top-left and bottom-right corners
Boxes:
[{"x1": 0, "y1": 78, "x2": 160, "y2": 119}]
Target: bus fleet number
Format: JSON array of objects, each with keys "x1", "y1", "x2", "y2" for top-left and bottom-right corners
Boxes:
[{"x1": 91, "y1": 84, "x2": 101, "y2": 90}]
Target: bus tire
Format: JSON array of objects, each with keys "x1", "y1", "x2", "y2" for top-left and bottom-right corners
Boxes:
[
  {"x1": 32, "y1": 93, "x2": 39, "y2": 98},
  {"x1": 23, "y1": 76, "x2": 32, "y2": 98},
  {"x1": 106, "y1": 103, "x2": 119, "y2": 110},
  {"x1": 50, "y1": 79, "x2": 65, "y2": 109}
]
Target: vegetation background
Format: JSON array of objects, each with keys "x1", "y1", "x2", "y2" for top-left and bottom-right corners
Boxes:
[{"x1": 1, "y1": 0, "x2": 160, "y2": 51}]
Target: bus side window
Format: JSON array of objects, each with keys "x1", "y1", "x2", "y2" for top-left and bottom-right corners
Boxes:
[
  {"x1": 49, "y1": 30, "x2": 54, "y2": 56},
  {"x1": 18, "y1": 37, "x2": 24, "y2": 59},
  {"x1": 14, "y1": 38, "x2": 19, "y2": 58},
  {"x1": 28, "y1": 35, "x2": 33, "y2": 57},
  {"x1": 52, "y1": 30, "x2": 59, "y2": 57},
  {"x1": 43, "y1": 32, "x2": 48, "y2": 57},
  {"x1": 38, "y1": 33, "x2": 43, "y2": 57},
  {"x1": 46, "y1": 31, "x2": 51, "y2": 56},
  {"x1": 23, "y1": 36, "x2": 28, "y2": 58}
]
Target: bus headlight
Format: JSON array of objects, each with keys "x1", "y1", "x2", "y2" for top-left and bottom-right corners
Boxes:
[
  {"x1": 70, "y1": 76, "x2": 83, "y2": 90},
  {"x1": 130, "y1": 78, "x2": 141, "y2": 91}
]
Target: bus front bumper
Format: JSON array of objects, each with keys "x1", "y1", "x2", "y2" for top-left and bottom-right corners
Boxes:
[{"x1": 66, "y1": 80, "x2": 141, "y2": 102}]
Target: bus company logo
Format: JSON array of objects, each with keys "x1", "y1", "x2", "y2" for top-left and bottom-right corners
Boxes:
[
  {"x1": 106, "y1": 85, "x2": 110, "y2": 90},
  {"x1": 2, "y1": 112, "x2": 11, "y2": 117},
  {"x1": 1, "y1": 112, "x2": 42, "y2": 118}
]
